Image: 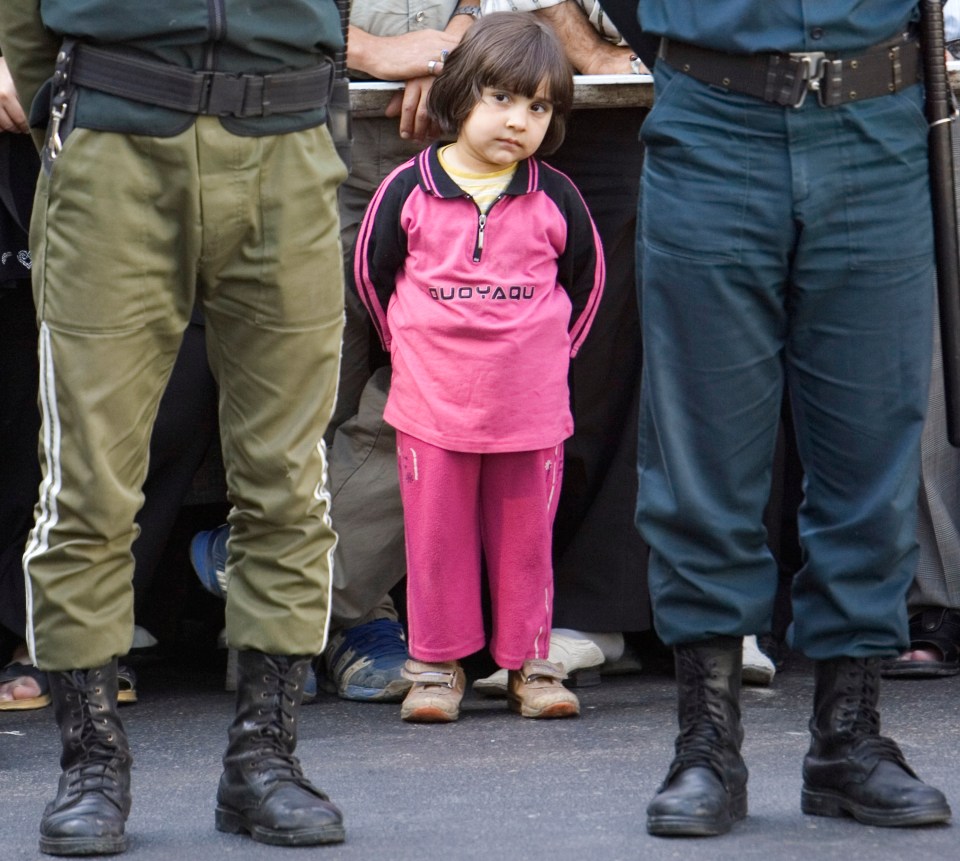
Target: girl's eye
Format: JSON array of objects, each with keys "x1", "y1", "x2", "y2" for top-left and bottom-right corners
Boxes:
[
  {"x1": 532, "y1": 103, "x2": 550, "y2": 114},
  {"x1": 492, "y1": 92, "x2": 510, "y2": 103}
]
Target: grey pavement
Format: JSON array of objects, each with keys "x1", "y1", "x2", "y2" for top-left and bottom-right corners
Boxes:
[{"x1": 1, "y1": 653, "x2": 958, "y2": 861}]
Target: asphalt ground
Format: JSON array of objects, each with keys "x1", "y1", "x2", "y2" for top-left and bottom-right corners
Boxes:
[{"x1": 1, "y1": 647, "x2": 958, "y2": 861}]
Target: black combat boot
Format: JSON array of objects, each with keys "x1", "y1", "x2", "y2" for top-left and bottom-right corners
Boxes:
[
  {"x1": 646, "y1": 636, "x2": 748, "y2": 836},
  {"x1": 801, "y1": 656, "x2": 951, "y2": 827},
  {"x1": 40, "y1": 660, "x2": 132, "y2": 856},
  {"x1": 216, "y1": 651, "x2": 345, "y2": 845}
]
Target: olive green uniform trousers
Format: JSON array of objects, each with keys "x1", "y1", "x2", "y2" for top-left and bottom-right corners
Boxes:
[{"x1": 24, "y1": 117, "x2": 347, "y2": 669}]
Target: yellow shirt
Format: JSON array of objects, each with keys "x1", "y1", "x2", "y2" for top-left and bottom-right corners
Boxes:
[{"x1": 438, "y1": 145, "x2": 516, "y2": 213}]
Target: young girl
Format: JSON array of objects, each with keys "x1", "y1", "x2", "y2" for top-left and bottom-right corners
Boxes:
[{"x1": 353, "y1": 12, "x2": 604, "y2": 722}]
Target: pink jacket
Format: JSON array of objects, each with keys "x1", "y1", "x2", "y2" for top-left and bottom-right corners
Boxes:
[{"x1": 354, "y1": 143, "x2": 605, "y2": 453}]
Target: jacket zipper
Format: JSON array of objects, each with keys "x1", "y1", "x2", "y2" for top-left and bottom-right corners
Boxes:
[
  {"x1": 471, "y1": 194, "x2": 504, "y2": 263},
  {"x1": 204, "y1": 0, "x2": 226, "y2": 68}
]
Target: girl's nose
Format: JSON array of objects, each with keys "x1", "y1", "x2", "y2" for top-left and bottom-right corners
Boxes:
[{"x1": 505, "y1": 109, "x2": 526, "y2": 129}]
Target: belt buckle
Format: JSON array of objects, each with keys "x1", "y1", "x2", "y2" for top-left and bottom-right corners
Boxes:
[
  {"x1": 787, "y1": 51, "x2": 828, "y2": 108},
  {"x1": 200, "y1": 71, "x2": 251, "y2": 116}
]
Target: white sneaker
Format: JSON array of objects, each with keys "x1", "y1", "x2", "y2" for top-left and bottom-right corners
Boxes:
[
  {"x1": 472, "y1": 633, "x2": 605, "y2": 697},
  {"x1": 742, "y1": 635, "x2": 775, "y2": 686}
]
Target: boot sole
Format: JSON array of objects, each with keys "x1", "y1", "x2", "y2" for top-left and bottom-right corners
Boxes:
[
  {"x1": 801, "y1": 787, "x2": 952, "y2": 827},
  {"x1": 647, "y1": 790, "x2": 748, "y2": 837},
  {"x1": 39, "y1": 834, "x2": 128, "y2": 856},
  {"x1": 646, "y1": 814, "x2": 734, "y2": 837},
  {"x1": 215, "y1": 807, "x2": 346, "y2": 845}
]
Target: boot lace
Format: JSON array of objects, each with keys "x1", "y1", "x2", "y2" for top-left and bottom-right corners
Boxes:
[
  {"x1": 828, "y1": 661, "x2": 911, "y2": 771},
  {"x1": 249, "y1": 659, "x2": 324, "y2": 795},
  {"x1": 61, "y1": 674, "x2": 126, "y2": 806},
  {"x1": 667, "y1": 650, "x2": 739, "y2": 784}
]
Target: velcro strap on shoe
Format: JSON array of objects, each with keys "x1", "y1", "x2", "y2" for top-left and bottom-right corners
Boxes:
[
  {"x1": 520, "y1": 660, "x2": 568, "y2": 683},
  {"x1": 401, "y1": 663, "x2": 459, "y2": 686}
]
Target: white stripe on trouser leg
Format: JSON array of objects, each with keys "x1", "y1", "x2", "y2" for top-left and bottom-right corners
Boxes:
[
  {"x1": 534, "y1": 587, "x2": 551, "y2": 659},
  {"x1": 313, "y1": 437, "x2": 337, "y2": 654},
  {"x1": 534, "y1": 446, "x2": 562, "y2": 659},
  {"x1": 22, "y1": 323, "x2": 63, "y2": 664},
  {"x1": 546, "y1": 443, "x2": 561, "y2": 511}
]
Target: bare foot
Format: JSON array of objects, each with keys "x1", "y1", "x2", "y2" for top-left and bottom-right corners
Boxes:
[
  {"x1": 0, "y1": 670, "x2": 43, "y2": 703},
  {"x1": 0, "y1": 644, "x2": 46, "y2": 706},
  {"x1": 895, "y1": 647, "x2": 942, "y2": 664}
]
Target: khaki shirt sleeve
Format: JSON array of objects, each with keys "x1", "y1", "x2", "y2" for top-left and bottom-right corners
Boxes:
[{"x1": 0, "y1": 1, "x2": 61, "y2": 149}]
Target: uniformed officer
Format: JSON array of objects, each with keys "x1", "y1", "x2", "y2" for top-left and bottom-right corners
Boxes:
[
  {"x1": 0, "y1": 0, "x2": 348, "y2": 854},
  {"x1": 634, "y1": 0, "x2": 952, "y2": 836}
]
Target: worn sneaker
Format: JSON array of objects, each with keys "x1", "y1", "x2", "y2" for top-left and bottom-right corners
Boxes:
[
  {"x1": 507, "y1": 659, "x2": 580, "y2": 719},
  {"x1": 473, "y1": 632, "x2": 604, "y2": 697},
  {"x1": 742, "y1": 635, "x2": 776, "y2": 686},
  {"x1": 190, "y1": 524, "x2": 229, "y2": 599},
  {"x1": 323, "y1": 619, "x2": 412, "y2": 702},
  {"x1": 400, "y1": 660, "x2": 465, "y2": 722}
]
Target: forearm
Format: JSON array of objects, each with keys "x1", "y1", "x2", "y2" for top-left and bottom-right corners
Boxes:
[
  {"x1": 535, "y1": 1, "x2": 633, "y2": 75},
  {"x1": 347, "y1": 25, "x2": 460, "y2": 80},
  {"x1": 443, "y1": 5, "x2": 476, "y2": 39}
]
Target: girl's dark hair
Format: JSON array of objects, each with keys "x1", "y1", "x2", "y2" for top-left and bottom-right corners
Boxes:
[{"x1": 427, "y1": 12, "x2": 574, "y2": 156}]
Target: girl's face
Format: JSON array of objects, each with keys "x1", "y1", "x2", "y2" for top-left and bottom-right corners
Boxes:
[{"x1": 451, "y1": 82, "x2": 554, "y2": 173}]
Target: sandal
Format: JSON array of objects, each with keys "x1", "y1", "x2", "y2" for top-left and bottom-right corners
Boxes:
[
  {"x1": 0, "y1": 661, "x2": 51, "y2": 711},
  {"x1": 881, "y1": 607, "x2": 960, "y2": 679},
  {"x1": 117, "y1": 663, "x2": 138, "y2": 704}
]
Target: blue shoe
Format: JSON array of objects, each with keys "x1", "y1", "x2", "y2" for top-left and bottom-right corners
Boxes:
[
  {"x1": 190, "y1": 525, "x2": 229, "y2": 600},
  {"x1": 323, "y1": 619, "x2": 412, "y2": 702},
  {"x1": 303, "y1": 661, "x2": 318, "y2": 703}
]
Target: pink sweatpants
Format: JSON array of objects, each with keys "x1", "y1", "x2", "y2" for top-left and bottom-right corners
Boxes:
[{"x1": 396, "y1": 431, "x2": 563, "y2": 670}]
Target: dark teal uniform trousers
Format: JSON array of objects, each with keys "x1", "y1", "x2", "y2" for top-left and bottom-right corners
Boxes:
[{"x1": 636, "y1": 62, "x2": 933, "y2": 659}]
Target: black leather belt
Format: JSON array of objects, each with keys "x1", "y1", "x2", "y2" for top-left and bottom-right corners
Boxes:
[
  {"x1": 66, "y1": 42, "x2": 334, "y2": 117},
  {"x1": 658, "y1": 31, "x2": 921, "y2": 108}
]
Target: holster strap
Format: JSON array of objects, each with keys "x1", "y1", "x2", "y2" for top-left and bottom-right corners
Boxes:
[
  {"x1": 658, "y1": 31, "x2": 920, "y2": 108},
  {"x1": 68, "y1": 42, "x2": 334, "y2": 117}
]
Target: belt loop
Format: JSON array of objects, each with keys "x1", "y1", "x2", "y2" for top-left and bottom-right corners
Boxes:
[
  {"x1": 764, "y1": 54, "x2": 784, "y2": 103},
  {"x1": 261, "y1": 73, "x2": 274, "y2": 117}
]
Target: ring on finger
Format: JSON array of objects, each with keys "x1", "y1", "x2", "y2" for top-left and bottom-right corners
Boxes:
[{"x1": 427, "y1": 59, "x2": 439, "y2": 74}]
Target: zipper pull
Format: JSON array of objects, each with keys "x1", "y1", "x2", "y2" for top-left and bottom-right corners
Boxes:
[{"x1": 474, "y1": 213, "x2": 487, "y2": 262}]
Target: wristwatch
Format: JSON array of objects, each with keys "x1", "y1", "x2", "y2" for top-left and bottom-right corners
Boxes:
[{"x1": 451, "y1": 5, "x2": 482, "y2": 20}]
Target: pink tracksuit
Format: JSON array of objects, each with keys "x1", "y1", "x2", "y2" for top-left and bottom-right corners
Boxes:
[{"x1": 354, "y1": 143, "x2": 604, "y2": 667}]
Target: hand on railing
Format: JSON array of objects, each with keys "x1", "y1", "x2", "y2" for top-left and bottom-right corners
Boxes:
[{"x1": 385, "y1": 76, "x2": 444, "y2": 142}]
